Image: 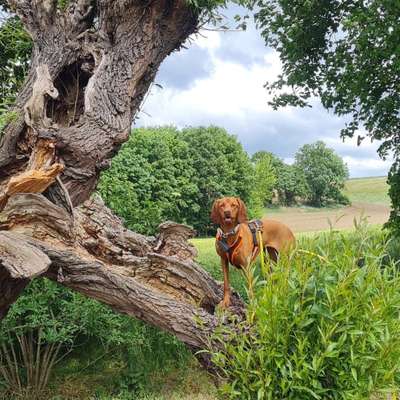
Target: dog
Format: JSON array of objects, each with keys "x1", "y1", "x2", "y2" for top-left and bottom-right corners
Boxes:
[{"x1": 211, "y1": 197, "x2": 295, "y2": 309}]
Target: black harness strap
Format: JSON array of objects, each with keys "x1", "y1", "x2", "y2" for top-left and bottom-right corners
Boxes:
[
  {"x1": 216, "y1": 226, "x2": 239, "y2": 263},
  {"x1": 247, "y1": 219, "x2": 263, "y2": 248},
  {"x1": 218, "y1": 236, "x2": 231, "y2": 254}
]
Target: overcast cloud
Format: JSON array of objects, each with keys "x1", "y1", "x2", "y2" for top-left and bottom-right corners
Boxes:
[{"x1": 136, "y1": 5, "x2": 392, "y2": 178}]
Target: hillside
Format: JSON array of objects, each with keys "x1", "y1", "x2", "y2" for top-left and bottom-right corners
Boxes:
[{"x1": 344, "y1": 176, "x2": 390, "y2": 205}]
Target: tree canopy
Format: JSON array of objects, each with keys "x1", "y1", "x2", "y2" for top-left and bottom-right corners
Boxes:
[
  {"x1": 248, "y1": 151, "x2": 276, "y2": 215},
  {"x1": 254, "y1": 0, "x2": 400, "y2": 231},
  {"x1": 295, "y1": 141, "x2": 349, "y2": 206},
  {"x1": 255, "y1": 0, "x2": 400, "y2": 156},
  {"x1": 98, "y1": 126, "x2": 254, "y2": 236}
]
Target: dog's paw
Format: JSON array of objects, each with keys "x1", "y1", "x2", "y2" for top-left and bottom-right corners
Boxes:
[{"x1": 218, "y1": 298, "x2": 231, "y2": 310}]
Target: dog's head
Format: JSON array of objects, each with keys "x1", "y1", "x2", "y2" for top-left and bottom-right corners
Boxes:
[{"x1": 211, "y1": 197, "x2": 248, "y2": 226}]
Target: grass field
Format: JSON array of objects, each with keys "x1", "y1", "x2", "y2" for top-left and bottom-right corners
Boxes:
[
  {"x1": 344, "y1": 176, "x2": 390, "y2": 205},
  {"x1": 263, "y1": 176, "x2": 391, "y2": 233}
]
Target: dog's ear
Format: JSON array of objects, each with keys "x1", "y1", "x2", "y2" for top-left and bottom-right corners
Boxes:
[
  {"x1": 210, "y1": 199, "x2": 221, "y2": 225},
  {"x1": 236, "y1": 198, "x2": 248, "y2": 223}
]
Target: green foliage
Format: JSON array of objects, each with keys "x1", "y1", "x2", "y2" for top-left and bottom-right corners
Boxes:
[
  {"x1": 252, "y1": 151, "x2": 308, "y2": 206},
  {"x1": 0, "y1": 108, "x2": 18, "y2": 134},
  {"x1": 180, "y1": 126, "x2": 253, "y2": 235},
  {"x1": 98, "y1": 126, "x2": 198, "y2": 235},
  {"x1": 295, "y1": 141, "x2": 349, "y2": 207},
  {"x1": 99, "y1": 126, "x2": 253, "y2": 236},
  {"x1": 212, "y1": 225, "x2": 400, "y2": 399},
  {"x1": 275, "y1": 163, "x2": 308, "y2": 206},
  {"x1": 254, "y1": 0, "x2": 400, "y2": 233},
  {"x1": 0, "y1": 279, "x2": 190, "y2": 398},
  {"x1": 255, "y1": 0, "x2": 400, "y2": 157},
  {"x1": 248, "y1": 152, "x2": 276, "y2": 216},
  {"x1": 386, "y1": 161, "x2": 400, "y2": 237},
  {"x1": 57, "y1": 0, "x2": 69, "y2": 9},
  {"x1": 0, "y1": 16, "x2": 32, "y2": 103}
]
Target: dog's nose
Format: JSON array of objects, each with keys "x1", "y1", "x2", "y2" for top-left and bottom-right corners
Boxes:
[{"x1": 224, "y1": 211, "x2": 231, "y2": 217}]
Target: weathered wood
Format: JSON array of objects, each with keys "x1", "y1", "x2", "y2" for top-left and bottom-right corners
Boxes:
[
  {"x1": 0, "y1": 232, "x2": 50, "y2": 279},
  {"x1": 0, "y1": 135, "x2": 64, "y2": 212},
  {"x1": 24, "y1": 64, "x2": 59, "y2": 129},
  {"x1": 2, "y1": 0, "x2": 198, "y2": 206},
  {"x1": 0, "y1": 231, "x2": 51, "y2": 319},
  {"x1": 0, "y1": 0, "x2": 243, "y2": 364}
]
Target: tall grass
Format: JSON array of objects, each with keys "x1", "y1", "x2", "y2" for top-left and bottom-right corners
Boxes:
[{"x1": 211, "y1": 223, "x2": 400, "y2": 399}]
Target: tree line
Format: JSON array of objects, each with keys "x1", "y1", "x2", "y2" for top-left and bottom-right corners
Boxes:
[{"x1": 98, "y1": 126, "x2": 349, "y2": 236}]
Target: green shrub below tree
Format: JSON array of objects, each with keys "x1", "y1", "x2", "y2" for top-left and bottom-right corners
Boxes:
[{"x1": 211, "y1": 224, "x2": 400, "y2": 399}]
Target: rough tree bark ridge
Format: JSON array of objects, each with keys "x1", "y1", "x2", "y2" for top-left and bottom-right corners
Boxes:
[{"x1": 0, "y1": 0, "x2": 244, "y2": 355}]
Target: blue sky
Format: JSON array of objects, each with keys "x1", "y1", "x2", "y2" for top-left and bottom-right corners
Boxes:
[{"x1": 136, "y1": 5, "x2": 392, "y2": 178}]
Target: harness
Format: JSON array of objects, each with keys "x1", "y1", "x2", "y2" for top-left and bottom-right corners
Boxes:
[{"x1": 216, "y1": 220, "x2": 263, "y2": 266}]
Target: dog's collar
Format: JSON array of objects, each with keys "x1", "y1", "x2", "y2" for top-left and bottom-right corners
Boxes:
[{"x1": 216, "y1": 225, "x2": 240, "y2": 239}]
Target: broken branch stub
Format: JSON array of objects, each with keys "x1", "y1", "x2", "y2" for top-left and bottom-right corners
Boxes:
[{"x1": 0, "y1": 231, "x2": 51, "y2": 319}]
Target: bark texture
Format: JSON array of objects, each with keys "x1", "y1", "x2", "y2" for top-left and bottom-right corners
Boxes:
[
  {"x1": 1, "y1": 0, "x2": 198, "y2": 205},
  {"x1": 0, "y1": 0, "x2": 244, "y2": 357}
]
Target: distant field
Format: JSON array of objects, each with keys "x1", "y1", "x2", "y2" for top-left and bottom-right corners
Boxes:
[
  {"x1": 344, "y1": 176, "x2": 390, "y2": 205},
  {"x1": 264, "y1": 176, "x2": 390, "y2": 233}
]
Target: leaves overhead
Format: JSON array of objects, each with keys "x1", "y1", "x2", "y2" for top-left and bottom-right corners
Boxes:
[
  {"x1": 255, "y1": 0, "x2": 400, "y2": 158},
  {"x1": 0, "y1": 16, "x2": 32, "y2": 104}
]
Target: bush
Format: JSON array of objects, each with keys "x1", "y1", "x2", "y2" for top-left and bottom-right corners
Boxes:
[
  {"x1": 386, "y1": 160, "x2": 400, "y2": 238},
  {"x1": 0, "y1": 279, "x2": 191, "y2": 399},
  {"x1": 212, "y1": 226, "x2": 400, "y2": 399},
  {"x1": 295, "y1": 141, "x2": 349, "y2": 206},
  {"x1": 252, "y1": 151, "x2": 308, "y2": 206},
  {"x1": 99, "y1": 126, "x2": 253, "y2": 236},
  {"x1": 248, "y1": 152, "x2": 276, "y2": 216},
  {"x1": 274, "y1": 163, "x2": 308, "y2": 206}
]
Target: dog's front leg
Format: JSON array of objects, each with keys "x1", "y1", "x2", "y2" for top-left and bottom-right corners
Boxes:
[{"x1": 219, "y1": 257, "x2": 231, "y2": 309}]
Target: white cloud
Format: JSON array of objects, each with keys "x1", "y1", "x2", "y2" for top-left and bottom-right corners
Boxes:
[
  {"x1": 137, "y1": 5, "x2": 391, "y2": 179},
  {"x1": 195, "y1": 30, "x2": 221, "y2": 50},
  {"x1": 343, "y1": 156, "x2": 392, "y2": 178}
]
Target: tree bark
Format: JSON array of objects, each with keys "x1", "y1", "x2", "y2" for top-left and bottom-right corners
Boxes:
[{"x1": 0, "y1": 0, "x2": 245, "y2": 361}]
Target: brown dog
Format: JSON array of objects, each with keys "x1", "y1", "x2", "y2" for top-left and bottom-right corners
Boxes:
[{"x1": 211, "y1": 197, "x2": 295, "y2": 308}]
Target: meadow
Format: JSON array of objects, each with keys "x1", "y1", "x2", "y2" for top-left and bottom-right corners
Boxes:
[
  {"x1": 344, "y1": 176, "x2": 390, "y2": 205},
  {"x1": 265, "y1": 176, "x2": 390, "y2": 233}
]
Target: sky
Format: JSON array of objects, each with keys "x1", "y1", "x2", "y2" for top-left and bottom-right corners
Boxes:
[{"x1": 136, "y1": 5, "x2": 392, "y2": 179}]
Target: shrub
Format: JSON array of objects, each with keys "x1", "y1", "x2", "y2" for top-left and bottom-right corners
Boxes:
[
  {"x1": 248, "y1": 152, "x2": 276, "y2": 217},
  {"x1": 0, "y1": 279, "x2": 190, "y2": 399},
  {"x1": 386, "y1": 160, "x2": 400, "y2": 238},
  {"x1": 211, "y1": 225, "x2": 400, "y2": 399},
  {"x1": 252, "y1": 151, "x2": 308, "y2": 206},
  {"x1": 274, "y1": 163, "x2": 308, "y2": 206},
  {"x1": 295, "y1": 141, "x2": 349, "y2": 206},
  {"x1": 99, "y1": 126, "x2": 253, "y2": 236}
]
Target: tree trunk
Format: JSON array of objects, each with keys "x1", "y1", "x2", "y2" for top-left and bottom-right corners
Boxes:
[{"x1": 0, "y1": 0, "x2": 244, "y2": 359}]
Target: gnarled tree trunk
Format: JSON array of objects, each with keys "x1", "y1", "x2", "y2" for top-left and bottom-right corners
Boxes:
[{"x1": 0, "y1": 0, "x2": 244, "y2": 360}]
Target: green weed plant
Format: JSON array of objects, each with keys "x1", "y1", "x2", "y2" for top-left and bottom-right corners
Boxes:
[{"x1": 212, "y1": 224, "x2": 400, "y2": 399}]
